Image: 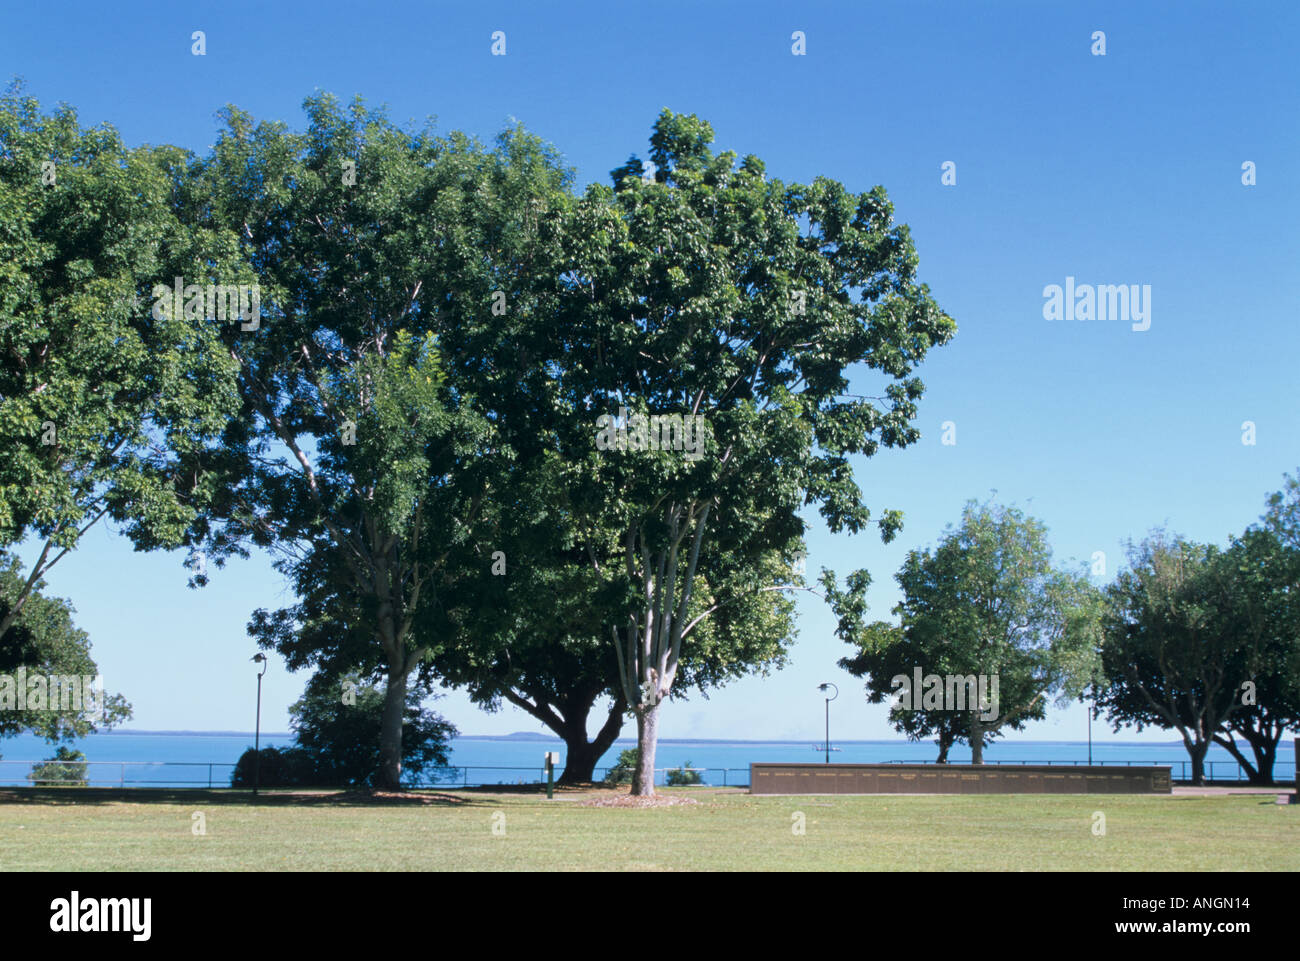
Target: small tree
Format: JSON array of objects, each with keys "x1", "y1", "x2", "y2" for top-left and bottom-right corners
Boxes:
[
  {"x1": 0, "y1": 550, "x2": 130, "y2": 744},
  {"x1": 28, "y1": 746, "x2": 88, "y2": 786},
  {"x1": 665, "y1": 761, "x2": 702, "y2": 786},
  {"x1": 829, "y1": 501, "x2": 1100, "y2": 763},
  {"x1": 603, "y1": 748, "x2": 640, "y2": 786}
]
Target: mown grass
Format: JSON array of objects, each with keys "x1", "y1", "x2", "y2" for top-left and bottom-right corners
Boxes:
[{"x1": 1, "y1": 787, "x2": 1295, "y2": 871}]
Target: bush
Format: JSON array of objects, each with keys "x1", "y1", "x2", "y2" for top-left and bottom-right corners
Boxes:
[
  {"x1": 28, "y1": 747, "x2": 88, "y2": 787},
  {"x1": 603, "y1": 748, "x2": 639, "y2": 785},
  {"x1": 666, "y1": 760, "x2": 702, "y2": 786},
  {"x1": 230, "y1": 746, "x2": 313, "y2": 788}
]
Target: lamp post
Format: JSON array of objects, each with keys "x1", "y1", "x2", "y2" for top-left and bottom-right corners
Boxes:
[
  {"x1": 251, "y1": 653, "x2": 267, "y2": 795},
  {"x1": 817, "y1": 682, "x2": 838, "y2": 764}
]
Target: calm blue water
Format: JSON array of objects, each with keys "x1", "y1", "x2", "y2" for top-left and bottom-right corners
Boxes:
[{"x1": 2, "y1": 732, "x2": 1293, "y2": 787}]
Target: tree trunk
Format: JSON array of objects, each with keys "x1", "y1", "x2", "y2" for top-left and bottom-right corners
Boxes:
[
  {"x1": 1251, "y1": 737, "x2": 1277, "y2": 785},
  {"x1": 1233, "y1": 724, "x2": 1279, "y2": 785},
  {"x1": 559, "y1": 738, "x2": 601, "y2": 785},
  {"x1": 559, "y1": 701, "x2": 625, "y2": 785},
  {"x1": 1215, "y1": 732, "x2": 1270, "y2": 785},
  {"x1": 936, "y1": 730, "x2": 952, "y2": 763},
  {"x1": 378, "y1": 665, "x2": 408, "y2": 790},
  {"x1": 969, "y1": 713, "x2": 984, "y2": 765},
  {"x1": 1188, "y1": 739, "x2": 1208, "y2": 786},
  {"x1": 632, "y1": 704, "x2": 659, "y2": 796}
]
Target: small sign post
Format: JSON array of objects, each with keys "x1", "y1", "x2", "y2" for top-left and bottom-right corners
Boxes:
[{"x1": 545, "y1": 752, "x2": 559, "y2": 799}]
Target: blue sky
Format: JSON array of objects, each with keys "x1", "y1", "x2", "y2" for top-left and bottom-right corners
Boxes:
[{"x1": 4, "y1": 0, "x2": 1298, "y2": 741}]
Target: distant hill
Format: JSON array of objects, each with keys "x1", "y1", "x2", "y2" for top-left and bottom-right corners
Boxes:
[{"x1": 113, "y1": 730, "x2": 294, "y2": 738}]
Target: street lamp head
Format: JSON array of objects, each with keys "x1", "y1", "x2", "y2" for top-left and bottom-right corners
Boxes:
[
  {"x1": 818, "y1": 681, "x2": 838, "y2": 700},
  {"x1": 251, "y1": 653, "x2": 266, "y2": 663}
]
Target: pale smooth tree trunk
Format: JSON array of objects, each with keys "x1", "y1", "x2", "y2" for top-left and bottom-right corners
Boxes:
[
  {"x1": 378, "y1": 664, "x2": 408, "y2": 790},
  {"x1": 632, "y1": 704, "x2": 660, "y2": 796},
  {"x1": 610, "y1": 502, "x2": 712, "y2": 798}
]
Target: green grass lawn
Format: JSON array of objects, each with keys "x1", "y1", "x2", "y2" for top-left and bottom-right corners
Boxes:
[{"x1": 1, "y1": 786, "x2": 1296, "y2": 871}]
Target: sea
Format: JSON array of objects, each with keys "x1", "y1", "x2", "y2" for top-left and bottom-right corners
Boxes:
[{"x1": 2, "y1": 731, "x2": 1292, "y2": 787}]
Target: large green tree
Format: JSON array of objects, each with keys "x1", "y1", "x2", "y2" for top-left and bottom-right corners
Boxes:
[
  {"x1": 1097, "y1": 533, "x2": 1255, "y2": 785},
  {"x1": 1207, "y1": 479, "x2": 1300, "y2": 783},
  {"x1": 548, "y1": 111, "x2": 954, "y2": 794},
  {"x1": 183, "y1": 95, "x2": 572, "y2": 789},
  {"x1": 0, "y1": 88, "x2": 241, "y2": 642},
  {"x1": 829, "y1": 501, "x2": 1100, "y2": 763}
]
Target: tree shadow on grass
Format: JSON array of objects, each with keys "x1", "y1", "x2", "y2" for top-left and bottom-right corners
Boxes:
[{"x1": 0, "y1": 786, "x2": 475, "y2": 807}]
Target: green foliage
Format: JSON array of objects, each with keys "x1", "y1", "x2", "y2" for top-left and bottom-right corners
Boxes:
[
  {"x1": 3, "y1": 93, "x2": 953, "y2": 795},
  {"x1": 0, "y1": 549, "x2": 129, "y2": 743},
  {"x1": 0, "y1": 86, "x2": 243, "y2": 635},
  {"x1": 830, "y1": 500, "x2": 1100, "y2": 760},
  {"x1": 603, "y1": 748, "x2": 639, "y2": 785},
  {"x1": 665, "y1": 760, "x2": 702, "y2": 786},
  {"x1": 1097, "y1": 496, "x2": 1300, "y2": 784},
  {"x1": 287, "y1": 673, "x2": 456, "y2": 787},
  {"x1": 1096, "y1": 533, "x2": 1244, "y2": 783},
  {"x1": 229, "y1": 746, "x2": 313, "y2": 788},
  {"x1": 187, "y1": 93, "x2": 571, "y2": 787},
  {"x1": 27, "y1": 746, "x2": 88, "y2": 786},
  {"x1": 228, "y1": 673, "x2": 456, "y2": 788},
  {"x1": 543, "y1": 108, "x2": 955, "y2": 793}
]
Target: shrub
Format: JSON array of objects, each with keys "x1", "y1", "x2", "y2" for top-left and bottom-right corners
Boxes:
[
  {"x1": 28, "y1": 746, "x2": 88, "y2": 787},
  {"x1": 666, "y1": 761, "x2": 702, "y2": 786},
  {"x1": 230, "y1": 746, "x2": 313, "y2": 788},
  {"x1": 603, "y1": 748, "x2": 639, "y2": 785}
]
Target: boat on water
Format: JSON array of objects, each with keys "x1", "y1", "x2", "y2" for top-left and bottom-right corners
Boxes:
[{"x1": 812, "y1": 744, "x2": 842, "y2": 752}]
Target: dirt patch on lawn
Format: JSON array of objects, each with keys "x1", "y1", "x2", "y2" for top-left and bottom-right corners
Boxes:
[
  {"x1": 579, "y1": 793, "x2": 702, "y2": 808},
  {"x1": 325, "y1": 790, "x2": 466, "y2": 805}
]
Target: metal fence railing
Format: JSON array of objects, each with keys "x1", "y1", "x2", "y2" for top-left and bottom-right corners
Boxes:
[
  {"x1": 0, "y1": 760, "x2": 752, "y2": 789},
  {"x1": 1, "y1": 759, "x2": 238, "y2": 788},
  {"x1": 3, "y1": 757, "x2": 1295, "y2": 789},
  {"x1": 882, "y1": 758, "x2": 1298, "y2": 784}
]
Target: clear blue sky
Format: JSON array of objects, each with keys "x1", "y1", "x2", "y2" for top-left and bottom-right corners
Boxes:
[{"x1": 4, "y1": 0, "x2": 1298, "y2": 741}]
